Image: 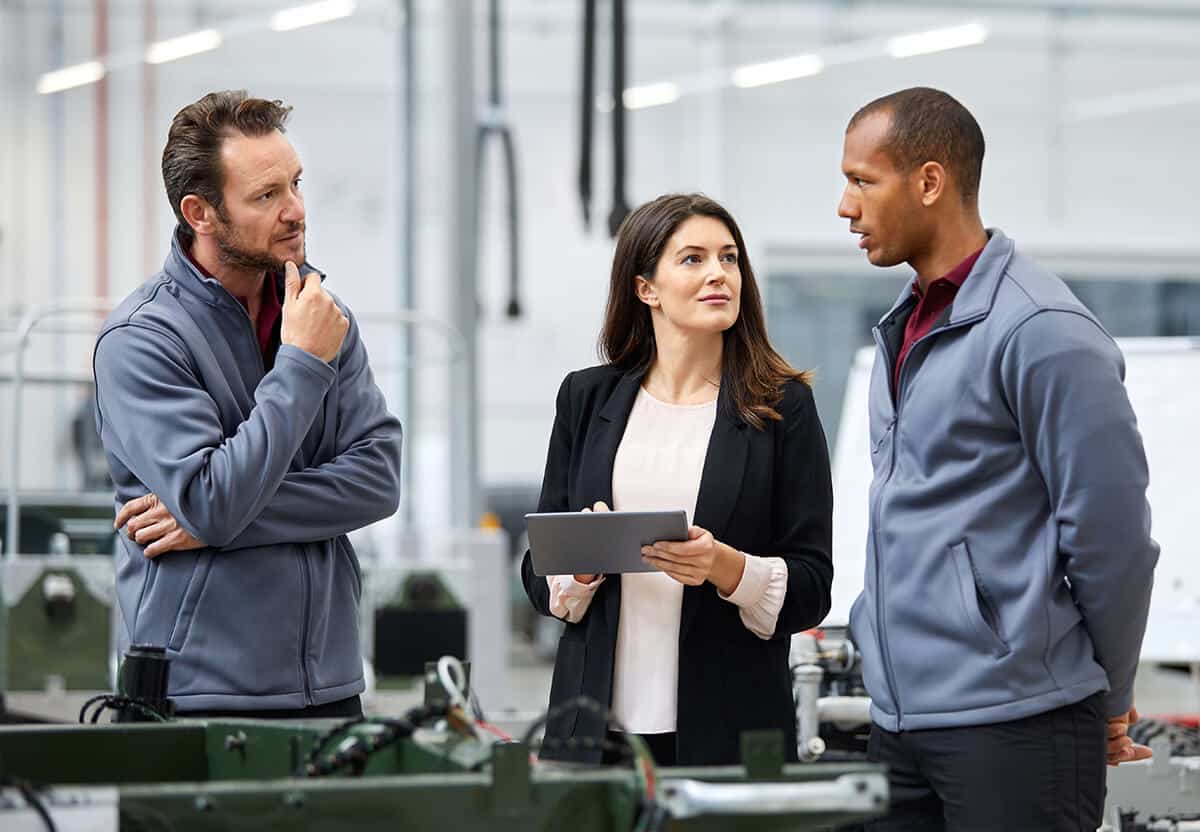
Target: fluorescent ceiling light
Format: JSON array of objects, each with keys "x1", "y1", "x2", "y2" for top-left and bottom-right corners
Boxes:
[
  {"x1": 732, "y1": 54, "x2": 824, "y2": 89},
  {"x1": 1067, "y1": 81, "x2": 1200, "y2": 122},
  {"x1": 623, "y1": 82, "x2": 681, "y2": 110},
  {"x1": 145, "y1": 29, "x2": 222, "y2": 65},
  {"x1": 270, "y1": 0, "x2": 356, "y2": 32},
  {"x1": 595, "y1": 82, "x2": 681, "y2": 113},
  {"x1": 36, "y1": 61, "x2": 106, "y2": 94},
  {"x1": 887, "y1": 23, "x2": 988, "y2": 58}
]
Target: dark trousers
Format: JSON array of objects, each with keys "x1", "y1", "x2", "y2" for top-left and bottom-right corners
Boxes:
[
  {"x1": 602, "y1": 730, "x2": 677, "y2": 767},
  {"x1": 866, "y1": 693, "x2": 1106, "y2": 831},
  {"x1": 181, "y1": 694, "x2": 363, "y2": 720}
]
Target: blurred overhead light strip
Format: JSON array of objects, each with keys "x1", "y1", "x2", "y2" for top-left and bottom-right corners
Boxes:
[
  {"x1": 615, "y1": 20, "x2": 989, "y2": 111},
  {"x1": 732, "y1": 54, "x2": 823, "y2": 89},
  {"x1": 886, "y1": 23, "x2": 989, "y2": 58},
  {"x1": 1067, "y1": 81, "x2": 1200, "y2": 122},
  {"x1": 36, "y1": 61, "x2": 106, "y2": 94},
  {"x1": 145, "y1": 29, "x2": 222, "y2": 65},
  {"x1": 270, "y1": 0, "x2": 356, "y2": 32}
]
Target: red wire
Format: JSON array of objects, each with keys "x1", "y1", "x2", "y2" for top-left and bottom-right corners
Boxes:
[{"x1": 476, "y1": 720, "x2": 513, "y2": 741}]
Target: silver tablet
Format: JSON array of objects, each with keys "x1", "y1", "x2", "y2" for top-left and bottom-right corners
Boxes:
[{"x1": 525, "y1": 510, "x2": 689, "y2": 577}]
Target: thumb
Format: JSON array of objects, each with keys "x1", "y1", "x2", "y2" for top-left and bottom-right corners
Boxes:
[
  {"x1": 688, "y1": 525, "x2": 705, "y2": 540},
  {"x1": 593, "y1": 501, "x2": 611, "y2": 512},
  {"x1": 284, "y1": 261, "x2": 301, "y2": 302},
  {"x1": 1129, "y1": 743, "x2": 1153, "y2": 762}
]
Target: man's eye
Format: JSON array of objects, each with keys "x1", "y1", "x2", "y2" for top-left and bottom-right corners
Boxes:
[{"x1": 259, "y1": 191, "x2": 274, "y2": 201}]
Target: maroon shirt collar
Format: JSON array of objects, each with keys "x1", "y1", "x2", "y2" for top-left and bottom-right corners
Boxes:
[
  {"x1": 183, "y1": 242, "x2": 282, "y2": 364},
  {"x1": 911, "y1": 246, "x2": 983, "y2": 298}
]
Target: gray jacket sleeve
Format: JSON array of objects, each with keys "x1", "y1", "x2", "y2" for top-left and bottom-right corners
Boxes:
[
  {"x1": 219, "y1": 311, "x2": 402, "y2": 550},
  {"x1": 1001, "y1": 309, "x2": 1159, "y2": 718},
  {"x1": 94, "y1": 325, "x2": 336, "y2": 548}
]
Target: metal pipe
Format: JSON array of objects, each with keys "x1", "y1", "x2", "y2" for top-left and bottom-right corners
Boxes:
[
  {"x1": 396, "y1": 0, "x2": 416, "y2": 526},
  {"x1": 447, "y1": 0, "x2": 479, "y2": 528},
  {"x1": 818, "y1": 696, "x2": 873, "y2": 728},
  {"x1": 5, "y1": 299, "x2": 116, "y2": 559},
  {"x1": 793, "y1": 663, "x2": 826, "y2": 761}
]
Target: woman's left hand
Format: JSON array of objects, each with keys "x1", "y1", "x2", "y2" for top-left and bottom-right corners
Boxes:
[{"x1": 642, "y1": 526, "x2": 744, "y2": 593}]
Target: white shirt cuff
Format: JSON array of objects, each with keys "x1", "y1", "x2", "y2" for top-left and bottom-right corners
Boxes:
[
  {"x1": 547, "y1": 574, "x2": 604, "y2": 623},
  {"x1": 718, "y1": 554, "x2": 788, "y2": 640}
]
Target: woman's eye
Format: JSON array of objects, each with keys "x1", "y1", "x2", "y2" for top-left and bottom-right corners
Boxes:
[
  {"x1": 682, "y1": 254, "x2": 701, "y2": 264},
  {"x1": 722, "y1": 253, "x2": 738, "y2": 264}
]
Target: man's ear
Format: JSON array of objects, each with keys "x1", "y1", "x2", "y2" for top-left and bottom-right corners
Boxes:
[
  {"x1": 917, "y1": 161, "x2": 946, "y2": 207},
  {"x1": 634, "y1": 275, "x2": 660, "y2": 308},
  {"x1": 180, "y1": 194, "x2": 217, "y2": 237}
]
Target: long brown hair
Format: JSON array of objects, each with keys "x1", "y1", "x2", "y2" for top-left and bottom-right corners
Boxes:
[{"x1": 600, "y1": 193, "x2": 811, "y2": 430}]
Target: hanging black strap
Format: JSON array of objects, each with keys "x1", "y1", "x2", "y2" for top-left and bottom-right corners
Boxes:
[
  {"x1": 476, "y1": 0, "x2": 522, "y2": 317},
  {"x1": 607, "y1": 0, "x2": 630, "y2": 237},
  {"x1": 578, "y1": 0, "x2": 597, "y2": 227}
]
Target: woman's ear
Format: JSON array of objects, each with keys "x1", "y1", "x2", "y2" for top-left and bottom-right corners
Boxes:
[{"x1": 634, "y1": 275, "x2": 660, "y2": 308}]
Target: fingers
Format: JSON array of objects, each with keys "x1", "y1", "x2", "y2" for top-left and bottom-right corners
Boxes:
[
  {"x1": 143, "y1": 529, "x2": 198, "y2": 559},
  {"x1": 1129, "y1": 706, "x2": 1140, "y2": 724},
  {"x1": 115, "y1": 493, "x2": 157, "y2": 529},
  {"x1": 125, "y1": 503, "x2": 170, "y2": 538},
  {"x1": 134, "y1": 519, "x2": 175, "y2": 546},
  {"x1": 644, "y1": 558, "x2": 705, "y2": 585},
  {"x1": 1108, "y1": 720, "x2": 1129, "y2": 740},
  {"x1": 592, "y1": 501, "x2": 610, "y2": 512},
  {"x1": 284, "y1": 261, "x2": 301, "y2": 301},
  {"x1": 1129, "y1": 743, "x2": 1153, "y2": 762}
]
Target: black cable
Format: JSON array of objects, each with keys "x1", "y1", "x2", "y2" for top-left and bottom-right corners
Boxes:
[
  {"x1": 607, "y1": 0, "x2": 631, "y2": 237},
  {"x1": 578, "y1": 0, "x2": 597, "y2": 227},
  {"x1": 78, "y1": 694, "x2": 169, "y2": 725},
  {"x1": 0, "y1": 775, "x2": 57, "y2": 832},
  {"x1": 302, "y1": 704, "x2": 444, "y2": 778}
]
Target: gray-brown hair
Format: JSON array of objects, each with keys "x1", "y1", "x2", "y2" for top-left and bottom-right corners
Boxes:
[{"x1": 162, "y1": 90, "x2": 293, "y2": 244}]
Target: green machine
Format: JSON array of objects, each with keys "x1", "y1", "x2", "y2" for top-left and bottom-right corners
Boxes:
[{"x1": 0, "y1": 657, "x2": 887, "y2": 830}]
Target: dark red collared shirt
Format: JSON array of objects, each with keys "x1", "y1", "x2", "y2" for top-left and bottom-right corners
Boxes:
[
  {"x1": 893, "y1": 247, "x2": 984, "y2": 395},
  {"x1": 184, "y1": 246, "x2": 282, "y2": 367}
]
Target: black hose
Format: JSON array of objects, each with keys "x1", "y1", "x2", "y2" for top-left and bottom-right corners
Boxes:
[
  {"x1": 607, "y1": 0, "x2": 631, "y2": 237},
  {"x1": 578, "y1": 0, "x2": 597, "y2": 227}
]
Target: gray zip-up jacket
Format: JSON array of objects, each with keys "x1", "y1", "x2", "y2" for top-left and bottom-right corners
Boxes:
[
  {"x1": 93, "y1": 233, "x2": 402, "y2": 712},
  {"x1": 850, "y1": 229, "x2": 1158, "y2": 732}
]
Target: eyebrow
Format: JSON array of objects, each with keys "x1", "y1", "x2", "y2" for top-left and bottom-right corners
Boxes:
[
  {"x1": 249, "y1": 166, "x2": 304, "y2": 195},
  {"x1": 674, "y1": 243, "x2": 739, "y2": 256}
]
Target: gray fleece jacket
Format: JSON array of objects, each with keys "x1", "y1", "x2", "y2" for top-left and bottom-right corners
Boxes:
[
  {"x1": 93, "y1": 232, "x2": 402, "y2": 712},
  {"x1": 851, "y1": 229, "x2": 1158, "y2": 732}
]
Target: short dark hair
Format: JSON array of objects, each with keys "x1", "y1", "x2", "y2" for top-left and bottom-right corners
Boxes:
[
  {"x1": 162, "y1": 90, "x2": 293, "y2": 244},
  {"x1": 848, "y1": 87, "x2": 985, "y2": 203}
]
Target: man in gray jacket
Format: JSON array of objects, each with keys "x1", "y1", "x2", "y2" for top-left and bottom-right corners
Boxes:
[
  {"x1": 838, "y1": 87, "x2": 1158, "y2": 829},
  {"x1": 93, "y1": 91, "x2": 402, "y2": 717}
]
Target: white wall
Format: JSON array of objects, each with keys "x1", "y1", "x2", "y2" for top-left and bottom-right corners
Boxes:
[{"x1": 3, "y1": 0, "x2": 1200, "y2": 526}]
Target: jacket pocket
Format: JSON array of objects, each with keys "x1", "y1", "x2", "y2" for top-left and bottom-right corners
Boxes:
[
  {"x1": 166, "y1": 551, "x2": 215, "y2": 651},
  {"x1": 949, "y1": 541, "x2": 1010, "y2": 658},
  {"x1": 339, "y1": 538, "x2": 363, "y2": 601}
]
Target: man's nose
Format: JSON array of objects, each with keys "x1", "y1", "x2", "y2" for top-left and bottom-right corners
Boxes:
[
  {"x1": 281, "y1": 189, "x2": 305, "y2": 223},
  {"x1": 837, "y1": 187, "x2": 859, "y2": 220}
]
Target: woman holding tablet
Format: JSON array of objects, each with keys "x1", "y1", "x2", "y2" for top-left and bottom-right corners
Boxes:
[{"x1": 520, "y1": 193, "x2": 833, "y2": 766}]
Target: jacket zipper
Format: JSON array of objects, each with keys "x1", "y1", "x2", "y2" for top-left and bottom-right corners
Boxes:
[
  {"x1": 299, "y1": 547, "x2": 313, "y2": 705},
  {"x1": 231, "y1": 290, "x2": 312, "y2": 703},
  {"x1": 872, "y1": 311, "x2": 983, "y2": 729},
  {"x1": 869, "y1": 325, "x2": 905, "y2": 726}
]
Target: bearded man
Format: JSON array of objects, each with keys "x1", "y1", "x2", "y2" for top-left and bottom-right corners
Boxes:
[{"x1": 92, "y1": 90, "x2": 402, "y2": 717}]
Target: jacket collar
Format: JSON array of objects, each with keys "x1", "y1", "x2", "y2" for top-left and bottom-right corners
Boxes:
[
  {"x1": 164, "y1": 226, "x2": 323, "y2": 308},
  {"x1": 880, "y1": 228, "x2": 1015, "y2": 328}
]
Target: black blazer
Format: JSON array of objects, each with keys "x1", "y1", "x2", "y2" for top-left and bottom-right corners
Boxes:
[{"x1": 521, "y1": 364, "x2": 834, "y2": 766}]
